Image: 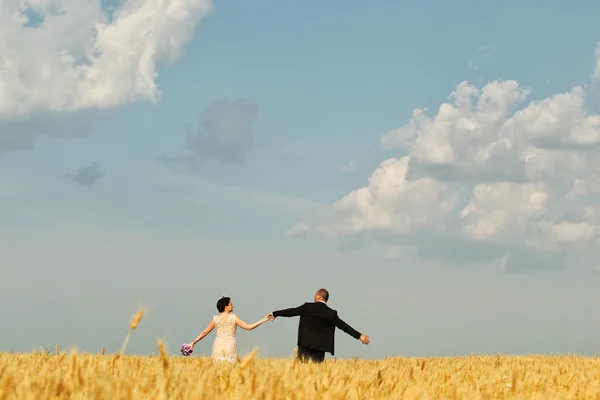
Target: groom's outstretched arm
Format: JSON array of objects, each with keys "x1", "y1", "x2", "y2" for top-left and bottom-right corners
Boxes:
[
  {"x1": 272, "y1": 303, "x2": 310, "y2": 318},
  {"x1": 332, "y1": 314, "x2": 362, "y2": 340}
]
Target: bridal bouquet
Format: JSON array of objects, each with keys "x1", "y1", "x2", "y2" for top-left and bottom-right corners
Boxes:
[{"x1": 180, "y1": 343, "x2": 193, "y2": 356}]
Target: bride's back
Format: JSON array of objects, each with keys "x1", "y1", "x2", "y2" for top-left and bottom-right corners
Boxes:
[{"x1": 214, "y1": 313, "x2": 237, "y2": 339}]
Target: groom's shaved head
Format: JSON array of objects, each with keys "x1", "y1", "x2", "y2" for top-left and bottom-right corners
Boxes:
[{"x1": 315, "y1": 288, "x2": 329, "y2": 302}]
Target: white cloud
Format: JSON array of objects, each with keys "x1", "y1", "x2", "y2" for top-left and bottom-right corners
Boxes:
[
  {"x1": 314, "y1": 47, "x2": 600, "y2": 270},
  {"x1": 545, "y1": 221, "x2": 595, "y2": 245},
  {"x1": 0, "y1": 0, "x2": 214, "y2": 117},
  {"x1": 459, "y1": 182, "x2": 548, "y2": 242},
  {"x1": 318, "y1": 156, "x2": 458, "y2": 240},
  {"x1": 284, "y1": 222, "x2": 310, "y2": 238},
  {"x1": 380, "y1": 80, "x2": 531, "y2": 170}
]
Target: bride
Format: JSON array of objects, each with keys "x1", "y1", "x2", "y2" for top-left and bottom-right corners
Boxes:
[{"x1": 187, "y1": 296, "x2": 272, "y2": 363}]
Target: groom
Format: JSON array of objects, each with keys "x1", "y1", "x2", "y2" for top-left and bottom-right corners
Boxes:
[{"x1": 269, "y1": 288, "x2": 370, "y2": 363}]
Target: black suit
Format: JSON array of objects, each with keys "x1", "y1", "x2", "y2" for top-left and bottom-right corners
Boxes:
[{"x1": 272, "y1": 301, "x2": 362, "y2": 362}]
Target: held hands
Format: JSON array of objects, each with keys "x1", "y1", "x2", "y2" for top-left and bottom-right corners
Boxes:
[{"x1": 263, "y1": 314, "x2": 275, "y2": 322}]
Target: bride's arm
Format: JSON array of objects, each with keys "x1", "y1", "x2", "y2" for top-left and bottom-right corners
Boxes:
[
  {"x1": 191, "y1": 319, "x2": 215, "y2": 346},
  {"x1": 235, "y1": 315, "x2": 270, "y2": 331}
]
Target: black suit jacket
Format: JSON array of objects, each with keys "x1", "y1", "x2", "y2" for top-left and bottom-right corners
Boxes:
[{"x1": 272, "y1": 301, "x2": 362, "y2": 356}]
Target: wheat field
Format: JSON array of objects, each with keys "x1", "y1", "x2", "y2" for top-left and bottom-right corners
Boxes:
[
  {"x1": 2, "y1": 348, "x2": 600, "y2": 399},
  {"x1": 2, "y1": 311, "x2": 599, "y2": 399}
]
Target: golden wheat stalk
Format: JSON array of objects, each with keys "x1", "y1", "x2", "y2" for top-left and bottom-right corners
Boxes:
[
  {"x1": 240, "y1": 348, "x2": 258, "y2": 369},
  {"x1": 119, "y1": 309, "x2": 144, "y2": 354},
  {"x1": 157, "y1": 340, "x2": 169, "y2": 372}
]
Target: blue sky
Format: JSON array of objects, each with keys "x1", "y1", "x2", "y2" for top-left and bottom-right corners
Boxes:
[{"x1": 2, "y1": 0, "x2": 600, "y2": 359}]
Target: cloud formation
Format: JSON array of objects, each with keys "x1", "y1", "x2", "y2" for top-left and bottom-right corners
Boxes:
[
  {"x1": 66, "y1": 162, "x2": 104, "y2": 186},
  {"x1": 0, "y1": 0, "x2": 214, "y2": 117},
  {"x1": 0, "y1": 113, "x2": 94, "y2": 153},
  {"x1": 312, "y1": 45, "x2": 600, "y2": 271},
  {"x1": 285, "y1": 222, "x2": 310, "y2": 238},
  {"x1": 0, "y1": 0, "x2": 214, "y2": 153},
  {"x1": 161, "y1": 98, "x2": 259, "y2": 167}
]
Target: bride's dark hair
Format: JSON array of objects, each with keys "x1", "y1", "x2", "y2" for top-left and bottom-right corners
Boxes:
[{"x1": 216, "y1": 296, "x2": 231, "y2": 313}]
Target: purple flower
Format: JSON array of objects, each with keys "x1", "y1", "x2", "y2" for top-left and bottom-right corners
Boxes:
[{"x1": 180, "y1": 343, "x2": 193, "y2": 356}]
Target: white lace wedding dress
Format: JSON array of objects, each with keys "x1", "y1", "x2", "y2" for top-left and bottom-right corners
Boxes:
[{"x1": 211, "y1": 313, "x2": 238, "y2": 363}]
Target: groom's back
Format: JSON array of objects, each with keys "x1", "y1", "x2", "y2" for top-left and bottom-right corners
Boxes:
[
  {"x1": 297, "y1": 302, "x2": 340, "y2": 354},
  {"x1": 299, "y1": 302, "x2": 337, "y2": 324}
]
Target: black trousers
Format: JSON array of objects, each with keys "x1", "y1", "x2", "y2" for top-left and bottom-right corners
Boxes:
[{"x1": 297, "y1": 345, "x2": 325, "y2": 363}]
